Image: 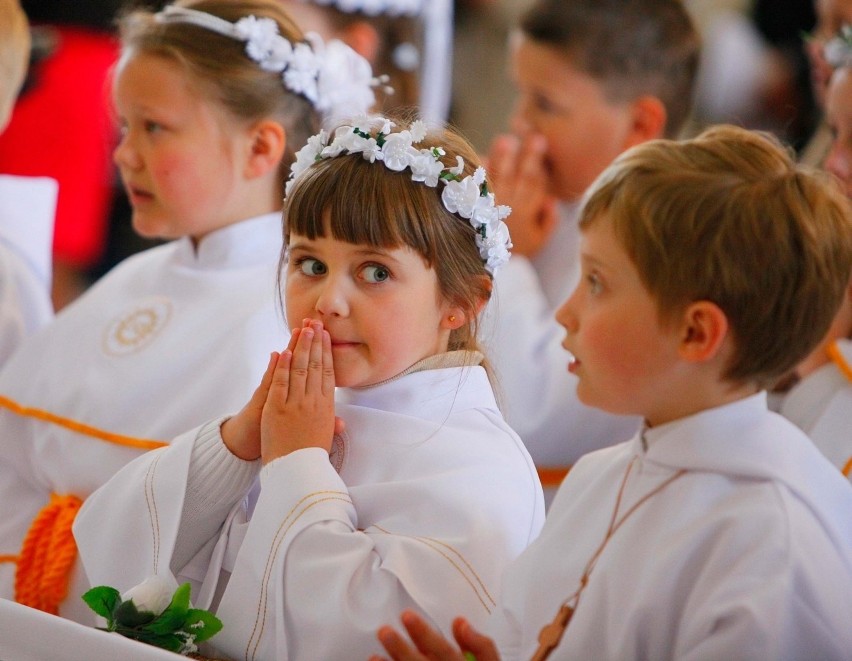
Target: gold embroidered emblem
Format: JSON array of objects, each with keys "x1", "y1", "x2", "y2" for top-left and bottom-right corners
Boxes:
[{"x1": 102, "y1": 297, "x2": 173, "y2": 356}]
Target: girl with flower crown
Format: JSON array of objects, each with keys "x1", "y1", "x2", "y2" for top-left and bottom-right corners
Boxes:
[
  {"x1": 0, "y1": 0, "x2": 378, "y2": 624},
  {"x1": 74, "y1": 115, "x2": 544, "y2": 660}
]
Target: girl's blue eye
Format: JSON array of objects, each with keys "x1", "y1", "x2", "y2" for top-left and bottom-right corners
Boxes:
[
  {"x1": 362, "y1": 264, "x2": 390, "y2": 283},
  {"x1": 299, "y1": 258, "x2": 327, "y2": 276}
]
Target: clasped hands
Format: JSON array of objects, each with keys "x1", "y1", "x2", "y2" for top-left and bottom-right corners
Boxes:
[{"x1": 222, "y1": 319, "x2": 343, "y2": 464}]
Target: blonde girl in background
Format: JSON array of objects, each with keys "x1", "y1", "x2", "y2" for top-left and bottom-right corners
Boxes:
[
  {"x1": 74, "y1": 115, "x2": 544, "y2": 660},
  {"x1": 0, "y1": 0, "x2": 378, "y2": 622},
  {"x1": 280, "y1": 0, "x2": 453, "y2": 122}
]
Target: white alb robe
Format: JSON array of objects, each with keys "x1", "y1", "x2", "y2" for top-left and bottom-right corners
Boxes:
[
  {"x1": 74, "y1": 365, "x2": 545, "y2": 661},
  {"x1": 779, "y1": 339, "x2": 852, "y2": 477},
  {"x1": 483, "y1": 201, "x2": 640, "y2": 470},
  {"x1": 487, "y1": 393, "x2": 852, "y2": 661},
  {"x1": 0, "y1": 213, "x2": 285, "y2": 623},
  {"x1": 0, "y1": 175, "x2": 57, "y2": 365}
]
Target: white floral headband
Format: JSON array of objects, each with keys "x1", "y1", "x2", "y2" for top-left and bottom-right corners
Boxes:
[
  {"x1": 286, "y1": 116, "x2": 512, "y2": 274},
  {"x1": 154, "y1": 6, "x2": 384, "y2": 119},
  {"x1": 823, "y1": 24, "x2": 852, "y2": 68},
  {"x1": 299, "y1": 0, "x2": 424, "y2": 17}
]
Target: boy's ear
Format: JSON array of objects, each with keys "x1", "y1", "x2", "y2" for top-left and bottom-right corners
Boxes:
[
  {"x1": 678, "y1": 300, "x2": 729, "y2": 363},
  {"x1": 624, "y1": 95, "x2": 667, "y2": 148},
  {"x1": 244, "y1": 119, "x2": 286, "y2": 179}
]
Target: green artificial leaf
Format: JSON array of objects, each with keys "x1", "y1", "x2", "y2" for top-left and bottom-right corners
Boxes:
[
  {"x1": 114, "y1": 599, "x2": 157, "y2": 628},
  {"x1": 183, "y1": 608, "x2": 224, "y2": 643},
  {"x1": 147, "y1": 582, "x2": 191, "y2": 634},
  {"x1": 81, "y1": 586, "x2": 121, "y2": 623},
  {"x1": 169, "y1": 583, "x2": 192, "y2": 615}
]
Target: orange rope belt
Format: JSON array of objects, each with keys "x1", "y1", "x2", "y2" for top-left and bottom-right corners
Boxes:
[
  {"x1": 0, "y1": 394, "x2": 168, "y2": 614},
  {"x1": 14, "y1": 494, "x2": 83, "y2": 615},
  {"x1": 538, "y1": 466, "x2": 571, "y2": 489}
]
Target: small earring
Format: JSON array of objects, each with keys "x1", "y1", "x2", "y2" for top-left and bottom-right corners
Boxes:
[{"x1": 448, "y1": 315, "x2": 456, "y2": 323}]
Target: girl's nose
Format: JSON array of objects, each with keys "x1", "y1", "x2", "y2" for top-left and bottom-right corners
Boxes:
[
  {"x1": 314, "y1": 275, "x2": 350, "y2": 318},
  {"x1": 113, "y1": 132, "x2": 141, "y2": 170}
]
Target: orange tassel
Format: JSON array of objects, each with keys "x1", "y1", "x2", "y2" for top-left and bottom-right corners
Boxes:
[{"x1": 15, "y1": 493, "x2": 83, "y2": 615}]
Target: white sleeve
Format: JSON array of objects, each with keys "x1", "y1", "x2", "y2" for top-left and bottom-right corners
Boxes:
[
  {"x1": 74, "y1": 419, "x2": 259, "y2": 595},
  {"x1": 484, "y1": 257, "x2": 640, "y2": 466}
]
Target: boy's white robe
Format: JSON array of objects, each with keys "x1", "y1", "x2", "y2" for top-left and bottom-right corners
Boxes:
[
  {"x1": 0, "y1": 175, "x2": 57, "y2": 364},
  {"x1": 487, "y1": 393, "x2": 852, "y2": 661},
  {"x1": 0, "y1": 213, "x2": 285, "y2": 622},
  {"x1": 483, "y1": 202, "x2": 640, "y2": 494},
  {"x1": 779, "y1": 339, "x2": 852, "y2": 476},
  {"x1": 75, "y1": 365, "x2": 545, "y2": 661}
]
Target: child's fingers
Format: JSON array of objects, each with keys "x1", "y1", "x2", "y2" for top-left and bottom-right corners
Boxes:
[
  {"x1": 517, "y1": 133, "x2": 547, "y2": 183},
  {"x1": 286, "y1": 327, "x2": 301, "y2": 354},
  {"x1": 252, "y1": 351, "x2": 279, "y2": 406},
  {"x1": 376, "y1": 625, "x2": 428, "y2": 661},
  {"x1": 321, "y1": 329, "x2": 335, "y2": 396},
  {"x1": 287, "y1": 326, "x2": 313, "y2": 397},
  {"x1": 487, "y1": 134, "x2": 520, "y2": 184},
  {"x1": 399, "y1": 610, "x2": 465, "y2": 659},
  {"x1": 304, "y1": 322, "x2": 325, "y2": 392},
  {"x1": 270, "y1": 349, "x2": 292, "y2": 403},
  {"x1": 453, "y1": 618, "x2": 500, "y2": 661}
]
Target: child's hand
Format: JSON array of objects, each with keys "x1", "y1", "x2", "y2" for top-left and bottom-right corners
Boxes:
[
  {"x1": 221, "y1": 351, "x2": 279, "y2": 461},
  {"x1": 371, "y1": 610, "x2": 501, "y2": 661},
  {"x1": 487, "y1": 132, "x2": 559, "y2": 258},
  {"x1": 260, "y1": 320, "x2": 338, "y2": 464}
]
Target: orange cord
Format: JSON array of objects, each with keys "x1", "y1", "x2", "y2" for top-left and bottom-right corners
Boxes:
[
  {"x1": 0, "y1": 395, "x2": 167, "y2": 451},
  {"x1": 14, "y1": 494, "x2": 83, "y2": 615}
]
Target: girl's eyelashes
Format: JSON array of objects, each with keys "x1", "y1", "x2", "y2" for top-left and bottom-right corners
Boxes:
[
  {"x1": 295, "y1": 257, "x2": 328, "y2": 276},
  {"x1": 360, "y1": 263, "x2": 391, "y2": 284},
  {"x1": 587, "y1": 272, "x2": 603, "y2": 295}
]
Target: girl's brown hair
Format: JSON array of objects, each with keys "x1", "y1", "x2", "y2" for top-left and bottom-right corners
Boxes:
[
  {"x1": 282, "y1": 116, "x2": 496, "y2": 382},
  {"x1": 117, "y1": 0, "x2": 321, "y2": 193}
]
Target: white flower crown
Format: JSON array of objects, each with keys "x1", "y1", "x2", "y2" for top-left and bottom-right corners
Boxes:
[
  {"x1": 286, "y1": 117, "x2": 512, "y2": 274},
  {"x1": 299, "y1": 0, "x2": 424, "y2": 17},
  {"x1": 823, "y1": 24, "x2": 852, "y2": 69},
  {"x1": 154, "y1": 6, "x2": 384, "y2": 119}
]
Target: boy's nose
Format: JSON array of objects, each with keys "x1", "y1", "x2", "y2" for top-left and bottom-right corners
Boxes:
[{"x1": 554, "y1": 291, "x2": 580, "y2": 334}]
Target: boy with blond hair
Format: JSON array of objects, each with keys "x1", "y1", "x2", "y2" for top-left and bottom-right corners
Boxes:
[
  {"x1": 0, "y1": 0, "x2": 57, "y2": 364},
  {"x1": 483, "y1": 0, "x2": 701, "y2": 492},
  {"x1": 374, "y1": 125, "x2": 852, "y2": 661}
]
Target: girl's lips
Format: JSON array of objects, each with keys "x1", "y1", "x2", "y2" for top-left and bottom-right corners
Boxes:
[{"x1": 126, "y1": 186, "x2": 154, "y2": 205}]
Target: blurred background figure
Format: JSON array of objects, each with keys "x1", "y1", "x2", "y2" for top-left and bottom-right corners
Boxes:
[
  {"x1": 0, "y1": 0, "x2": 124, "y2": 310},
  {"x1": 0, "y1": 0, "x2": 58, "y2": 364},
  {"x1": 279, "y1": 0, "x2": 453, "y2": 122}
]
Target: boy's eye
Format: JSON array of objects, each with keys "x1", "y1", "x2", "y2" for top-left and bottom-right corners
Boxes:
[
  {"x1": 298, "y1": 258, "x2": 327, "y2": 276},
  {"x1": 144, "y1": 120, "x2": 163, "y2": 134},
  {"x1": 587, "y1": 273, "x2": 603, "y2": 294},
  {"x1": 361, "y1": 264, "x2": 390, "y2": 283}
]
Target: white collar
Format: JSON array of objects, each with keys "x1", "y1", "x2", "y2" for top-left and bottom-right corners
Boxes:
[{"x1": 173, "y1": 212, "x2": 282, "y2": 270}]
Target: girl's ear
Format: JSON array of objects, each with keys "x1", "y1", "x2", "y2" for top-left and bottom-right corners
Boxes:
[
  {"x1": 440, "y1": 276, "x2": 492, "y2": 330},
  {"x1": 244, "y1": 119, "x2": 286, "y2": 179},
  {"x1": 677, "y1": 300, "x2": 729, "y2": 363}
]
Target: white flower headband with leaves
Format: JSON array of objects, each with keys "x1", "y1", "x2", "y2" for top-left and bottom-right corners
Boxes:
[
  {"x1": 154, "y1": 5, "x2": 385, "y2": 118},
  {"x1": 823, "y1": 24, "x2": 852, "y2": 68},
  {"x1": 286, "y1": 116, "x2": 513, "y2": 274},
  {"x1": 300, "y1": 0, "x2": 424, "y2": 17}
]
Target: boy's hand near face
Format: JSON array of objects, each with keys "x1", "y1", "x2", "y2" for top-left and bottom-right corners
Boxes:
[
  {"x1": 487, "y1": 132, "x2": 559, "y2": 258},
  {"x1": 371, "y1": 610, "x2": 501, "y2": 661},
  {"x1": 261, "y1": 319, "x2": 340, "y2": 464}
]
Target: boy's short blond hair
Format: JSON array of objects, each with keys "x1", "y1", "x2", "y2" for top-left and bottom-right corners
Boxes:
[
  {"x1": 581, "y1": 124, "x2": 852, "y2": 388},
  {"x1": 0, "y1": 0, "x2": 29, "y2": 125}
]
